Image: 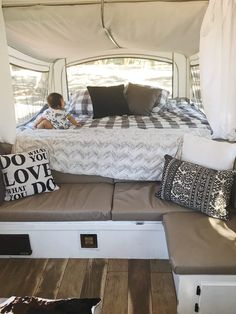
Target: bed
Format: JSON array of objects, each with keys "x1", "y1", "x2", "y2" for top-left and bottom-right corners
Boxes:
[{"x1": 13, "y1": 101, "x2": 211, "y2": 181}]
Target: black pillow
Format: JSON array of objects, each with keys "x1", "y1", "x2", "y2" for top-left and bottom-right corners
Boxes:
[
  {"x1": 156, "y1": 155, "x2": 235, "y2": 221},
  {"x1": 87, "y1": 85, "x2": 130, "y2": 119}
]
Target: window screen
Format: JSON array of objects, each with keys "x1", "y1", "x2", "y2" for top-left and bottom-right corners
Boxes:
[
  {"x1": 190, "y1": 64, "x2": 202, "y2": 108},
  {"x1": 10, "y1": 64, "x2": 49, "y2": 125},
  {"x1": 67, "y1": 57, "x2": 172, "y2": 97}
]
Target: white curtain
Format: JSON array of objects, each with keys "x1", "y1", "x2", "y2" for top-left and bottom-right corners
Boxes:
[
  {"x1": 200, "y1": 0, "x2": 236, "y2": 141},
  {"x1": 0, "y1": 1, "x2": 16, "y2": 144}
]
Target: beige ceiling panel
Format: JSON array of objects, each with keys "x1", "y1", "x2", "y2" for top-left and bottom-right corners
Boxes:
[
  {"x1": 2, "y1": 0, "x2": 208, "y2": 6},
  {"x1": 3, "y1": 4, "x2": 115, "y2": 61},
  {"x1": 105, "y1": 1, "x2": 208, "y2": 56},
  {"x1": 3, "y1": 1, "x2": 208, "y2": 61}
]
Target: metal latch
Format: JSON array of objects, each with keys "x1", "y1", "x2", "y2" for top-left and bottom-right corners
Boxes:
[{"x1": 196, "y1": 285, "x2": 201, "y2": 295}]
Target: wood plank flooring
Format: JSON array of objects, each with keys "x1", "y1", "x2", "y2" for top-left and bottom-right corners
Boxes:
[{"x1": 0, "y1": 259, "x2": 177, "y2": 314}]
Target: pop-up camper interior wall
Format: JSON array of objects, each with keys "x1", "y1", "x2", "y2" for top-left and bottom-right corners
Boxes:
[
  {"x1": 0, "y1": 0, "x2": 210, "y2": 145},
  {"x1": 0, "y1": 0, "x2": 215, "y2": 181},
  {"x1": 0, "y1": 0, "x2": 236, "y2": 145},
  {"x1": 0, "y1": 1, "x2": 236, "y2": 314}
]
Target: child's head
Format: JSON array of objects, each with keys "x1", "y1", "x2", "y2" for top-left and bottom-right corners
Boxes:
[{"x1": 47, "y1": 93, "x2": 64, "y2": 109}]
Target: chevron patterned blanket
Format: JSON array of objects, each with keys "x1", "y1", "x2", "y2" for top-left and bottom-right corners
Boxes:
[{"x1": 14, "y1": 111, "x2": 211, "y2": 180}]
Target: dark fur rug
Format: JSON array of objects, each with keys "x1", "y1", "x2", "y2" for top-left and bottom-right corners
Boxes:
[{"x1": 0, "y1": 296, "x2": 101, "y2": 314}]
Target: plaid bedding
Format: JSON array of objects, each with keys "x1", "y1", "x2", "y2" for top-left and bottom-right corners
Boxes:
[
  {"x1": 24, "y1": 102, "x2": 210, "y2": 132},
  {"x1": 67, "y1": 89, "x2": 93, "y2": 117},
  {"x1": 79, "y1": 103, "x2": 210, "y2": 130}
]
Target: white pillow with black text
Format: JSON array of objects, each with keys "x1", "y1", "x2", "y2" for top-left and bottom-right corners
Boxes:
[{"x1": 0, "y1": 148, "x2": 59, "y2": 201}]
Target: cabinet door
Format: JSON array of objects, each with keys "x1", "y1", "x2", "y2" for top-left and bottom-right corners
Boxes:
[{"x1": 198, "y1": 282, "x2": 236, "y2": 314}]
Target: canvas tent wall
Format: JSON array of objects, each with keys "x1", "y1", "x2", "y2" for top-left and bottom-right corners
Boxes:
[
  {"x1": 2, "y1": 0, "x2": 208, "y2": 62},
  {"x1": 0, "y1": 0, "x2": 209, "y2": 144},
  {"x1": 6, "y1": 0, "x2": 236, "y2": 143}
]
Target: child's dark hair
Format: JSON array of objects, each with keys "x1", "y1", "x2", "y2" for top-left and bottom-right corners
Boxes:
[{"x1": 47, "y1": 93, "x2": 63, "y2": 109}]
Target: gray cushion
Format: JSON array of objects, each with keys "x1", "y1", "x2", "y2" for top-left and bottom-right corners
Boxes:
[
  {"x1": 0, "y1": 183, "x2": 113, "y2": 221},
  {"x1": 52, "y1": 170, "x2": 113, "y2": 184},
  {"x1": 125, "y1": 83, "x2": 162, "y2": 115},
  {"x1": 163, "y1": 212, "x2": 236, "y2": 275},
  {"x1": 112, "y1": 182, "x2": 189, "y2": 221},
  {"x1": 0, "y1": 143, "x2": 12, "y2": 155}
]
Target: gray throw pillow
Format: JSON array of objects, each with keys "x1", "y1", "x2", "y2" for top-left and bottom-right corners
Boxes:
[
  {"x1": 125, "y1": 83, "x2": 162, "y2": 115},
  {"x1": 156, "y1": 155, "x2": 235, "y2": 221}
]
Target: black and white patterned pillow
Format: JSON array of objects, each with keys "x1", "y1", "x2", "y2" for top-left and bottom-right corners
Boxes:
[
  {"x1": 0, "y1": 148, "x2": 59, "y2": 201},
  {"x1": 156, "y1": 155, "x2": 235, "y2": 220},
  {"x1": 0, "y1": 296, "x2": 101, "y2": 314}
]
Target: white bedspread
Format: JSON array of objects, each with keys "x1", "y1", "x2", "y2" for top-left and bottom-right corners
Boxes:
[{"x1": 14, "y1": 126, "x2": 211, "y2": 181}]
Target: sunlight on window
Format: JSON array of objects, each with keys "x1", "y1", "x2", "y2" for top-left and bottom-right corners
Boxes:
[
  {"x1": 10, "y1": 65, "x2": 48, "y2": 125},
  {"x1": 67, "y1": 57, "x2": 172, "y2": 96}
]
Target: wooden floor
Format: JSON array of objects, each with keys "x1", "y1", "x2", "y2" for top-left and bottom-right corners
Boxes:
[{"x1": 0, "y1": 259, "x2": 177, "y2": 314}]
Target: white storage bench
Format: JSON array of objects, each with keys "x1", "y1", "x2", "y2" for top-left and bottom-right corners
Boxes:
[
  {"x1": 0, "y1": 179, "x2": 236, "y2": 313},
  {"x1": 164, "y1": 212, "x2": 236, "y2": 314},
  {"x1": 0, "y1": 181, "x2": 197, "y2": 259}
]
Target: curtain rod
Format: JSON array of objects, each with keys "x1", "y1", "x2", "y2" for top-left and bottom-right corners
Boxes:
[{"x1": 100, "y1": 0, "x2": 121, "y2": 48}]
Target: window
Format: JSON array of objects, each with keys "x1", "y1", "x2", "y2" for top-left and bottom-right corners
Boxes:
[
  {"x1": 190, "y1": 64, "x2": 202, "y2": 108},
  {"x1": 67, "y1": 57, "x2": 172, "y2": 96},
  {"x1": 10, "y1": 64, "x2": 49, "y2": 125}
]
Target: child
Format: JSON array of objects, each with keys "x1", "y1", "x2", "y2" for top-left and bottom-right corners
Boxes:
[{"x1": 35, "y1": 93, "x2": 80, "y2": 129}]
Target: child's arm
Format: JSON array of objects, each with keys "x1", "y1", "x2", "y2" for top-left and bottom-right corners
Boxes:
[
  {"x1": 67, "y1": 114, "x2": 81, "y2": 127},
  {"x1": 34, "y1": 116, "x2": 45, "y2": 128}
]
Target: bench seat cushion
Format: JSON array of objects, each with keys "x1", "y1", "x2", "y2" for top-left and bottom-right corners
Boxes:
[
  {"x1": 0, "y1": 183, "x2": 113, "y2": 221},
  {"x1": 112, "y1": 182, "x2": 190, "y2": 221},
  {"x1": 163, "y1": 212, "x2": 236, "y2": 275}
]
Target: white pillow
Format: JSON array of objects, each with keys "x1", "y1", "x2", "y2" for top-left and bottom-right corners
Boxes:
[
  {"x1": 0, "y1": 148, "x2": 59, "y2": 201},
  {"x1": 182, "y1": 134, "x2": 236, "y2": 170}
]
